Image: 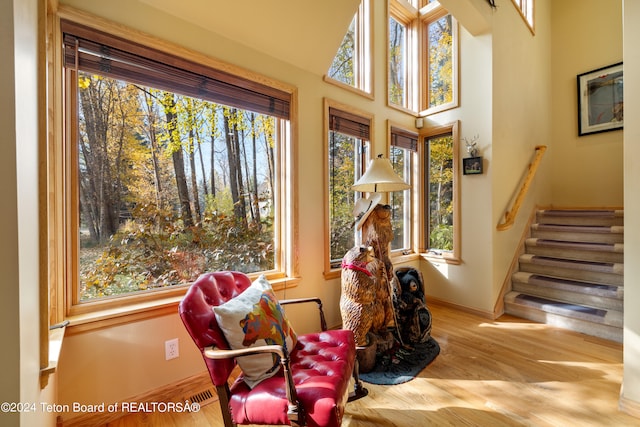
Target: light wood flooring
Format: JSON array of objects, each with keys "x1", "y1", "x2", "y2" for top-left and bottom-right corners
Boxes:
[{"x1": 107, "y1": 302, "x2": 638, "y2": 426}]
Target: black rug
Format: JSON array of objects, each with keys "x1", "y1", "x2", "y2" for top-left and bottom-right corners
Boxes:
[{"x1": 359, "y1": 337, "x2": 440, "y2": 385}]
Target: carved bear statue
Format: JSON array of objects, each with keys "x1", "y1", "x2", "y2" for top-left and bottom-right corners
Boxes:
[{"x1": 340, "y1": 246, "x2": 377, "y2": 346}]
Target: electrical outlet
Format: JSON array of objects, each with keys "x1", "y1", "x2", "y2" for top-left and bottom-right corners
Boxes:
[{"x1": 165, "y1": 338, "x2": 179, "y2": 360}]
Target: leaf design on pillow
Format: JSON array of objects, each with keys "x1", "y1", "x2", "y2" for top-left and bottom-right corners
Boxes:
[{"x1": 240, "y1": 290, "x2": 296, "y2": 351}]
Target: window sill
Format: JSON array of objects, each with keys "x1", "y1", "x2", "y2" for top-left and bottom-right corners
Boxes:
[
  {"x1": 323, "y1": 75, "x2": 374, "y2": 100},
  {"x1": 40, "y1": 322, "x2": 69, "y2": 388},
  {"x1": 391, "y1": 251, "x2": 421, "y2": 264},
  {"x1": 420, "y1": 252, "x2": 461, "y2": 265},
  {"x1": 65, "y1": 295, "x2": 184, "y2": 335},
  {"x1": 64, "y1": 275, "x2": 301, "y2": 335}
]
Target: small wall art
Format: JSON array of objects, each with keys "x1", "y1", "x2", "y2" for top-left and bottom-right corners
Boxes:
[
  {"x1": 577, "y1": 62, "x2": 623, "y2": 136},
  {"x1": 463, "y1": 157, "x2": 483, "y2": 175}
]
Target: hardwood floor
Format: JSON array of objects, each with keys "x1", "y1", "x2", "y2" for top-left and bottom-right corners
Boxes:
[{"x1": 108, "y1": 302, "x2": 638, "y2": 426}]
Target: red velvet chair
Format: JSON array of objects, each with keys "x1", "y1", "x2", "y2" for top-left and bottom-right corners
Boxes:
[{"x1": 179, "y1": 271, "x2": 367, "y2": 427}]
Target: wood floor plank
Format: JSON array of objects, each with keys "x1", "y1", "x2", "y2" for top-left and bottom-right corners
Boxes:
[{"x1": 106, "y1": 303, "x2": 639, "y2": 426}]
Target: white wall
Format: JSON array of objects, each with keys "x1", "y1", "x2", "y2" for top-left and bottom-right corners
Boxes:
[
  {"x1": 489, "y1": 0, "x2": 555, "y2": 311},
  {"x1": 623, "y1": 0, "x2": 640, "y2": 413},
  {"x1": 0, "y1": 0, "x2": 57, "y2": 426},
  {"x1": 418, "y1": 21, "x2": 496, "y2": 312},
  {"x1": 550, "y1": 0, "x2": 623, "y2": 207}
]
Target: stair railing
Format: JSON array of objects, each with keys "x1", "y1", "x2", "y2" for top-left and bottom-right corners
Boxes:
[{"x1": 497, "y1": 145, "x2": 547, "y2": 231}]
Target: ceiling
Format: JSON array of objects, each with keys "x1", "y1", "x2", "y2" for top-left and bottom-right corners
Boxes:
[{"x1": 138, "y1": 0, "x2": 361, "y2": 75}]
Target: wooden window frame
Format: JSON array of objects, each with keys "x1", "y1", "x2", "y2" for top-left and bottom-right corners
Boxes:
[
  {"x1": 388, "y1": 0, "x2": 419, "y2": 112},
  {"x1": 389, "y1": 122, "x2": 419, "y2": 259},
  {"x1": 324, "y1": 0, "x2": 373, "y2": 99},
  {"x1": 49, "y1": 8, "x2": 299, "y2": 328},
  {"x1": 511, "y1": 0, "x2": 535, "y2": 34},
  {"x1": 387, "y1": 0, "x2": 459, "y2": 116},
  {"x1": 420, "y1": 3, "x2": 459, "y2": 115},
  {"x1": 323, "y1": 98, "x2": 374, "y2": 279},
  {"x1": 420, "y1": 121, "x2": 460, "y2": 264}
]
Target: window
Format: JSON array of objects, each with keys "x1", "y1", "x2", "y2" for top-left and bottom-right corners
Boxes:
[
  {"x1": 327, "y1": 0, "x2": 372, "y2": 95},
  {"x1": 389, "y1": 125, "x2": 417, "y2": 254},
  {"x1": 56, "y1": 20, "x2": 295, "y2": 316},
  {"x1": 324, "y1": 100, "x2": 372, "y2": 274},
  {"x1": 423, "y1": 122, "x2": 459, "y2": 262},
  {"x1": 424, "y1": 10, "x2": 456, "y2": 112},
  {"x1": 388, "y1": 15, "x2": 409, "y2": 107},
  {"x1": 388, "y1": 0, "x2": 458, "y2": 115},
  {"x1": 511, "y1": 0, "x2": 535, "y2": 33},
  {"x1": 388, "y1": 1, "x2": 417, "y2": 110}
]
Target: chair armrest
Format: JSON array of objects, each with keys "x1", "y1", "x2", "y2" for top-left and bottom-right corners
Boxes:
[
  {"x1": 204, "y1": 344, "x2": 286, "y2": 361},
  {"x1": 280, "y1": 297, "x2": 327, "y2": 331}
]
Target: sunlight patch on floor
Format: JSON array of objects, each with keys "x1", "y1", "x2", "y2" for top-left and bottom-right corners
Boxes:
[{"x1": 478, "y1": 321, "x2": 551, "y2": 330}]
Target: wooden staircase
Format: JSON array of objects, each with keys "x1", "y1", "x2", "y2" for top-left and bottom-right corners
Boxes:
[{"x1": 504, "y1": 209, "x2": 624, "y2": 342}]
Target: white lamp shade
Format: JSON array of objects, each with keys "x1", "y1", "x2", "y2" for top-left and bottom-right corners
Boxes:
[{"x1": 352, "y1": 156, "x2": 410, "y2": 192}]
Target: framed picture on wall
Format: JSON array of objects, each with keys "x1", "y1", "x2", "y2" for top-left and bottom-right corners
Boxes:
[
  {"x1": 463, "y1": 157, "x2": 483, "y2": 175},
  {"x1": 577, "y1": 62, "x2": 623, "y2": 136}
]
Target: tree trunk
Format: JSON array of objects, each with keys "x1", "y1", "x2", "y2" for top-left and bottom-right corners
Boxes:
[
  {"x1": 142, "y1": 91, "x2": 164, "y2": 212},
  {"x1": 186, "y1": 101, "x2": 202, "y2": 224},
  {"x1": 241, "y1": 128, "x2": 255, "y2": 224},
  {"x1": 208, "y1": 104, "x2": 217, "y2": 198},
  {"x1": 196, "y1": 127, "x2": 209, "y2": 197},
  {"x1": 223, "y1": 110, "x2": 246, "y2": 224},
  {"x1": 163, "y1": 92, "x2": 194, "y2": 228},
  {"x1": 250, "y1": 114, "x2": 261, "y2": 229},
  {"x1": 78, "y1": 77, "x2": 121, "y2": 243}
]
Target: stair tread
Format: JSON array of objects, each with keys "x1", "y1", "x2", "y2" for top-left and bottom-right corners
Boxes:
[
  {"x1": 519, "y1": 254, "x2": 623, "y2": 274},
  {"x1": 512, "y1": 272, "x2": 623, "y2": 297},
  {"x1": 505, "y1": 291, "x2": 623, "y2": 327},
  {"x1": 532, "y1": 224, "x2": 624, "y2": 234},
  {"x1": 525, "y1": 238, "x2": 623, "y2": 253},
  {"x1": 538, "y1": 209, "x2": 623, "y2": 217}
]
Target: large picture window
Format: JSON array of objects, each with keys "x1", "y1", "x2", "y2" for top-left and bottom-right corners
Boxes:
[{"x1": 58, "y1": 21, "x2": 295, "y2": 314}]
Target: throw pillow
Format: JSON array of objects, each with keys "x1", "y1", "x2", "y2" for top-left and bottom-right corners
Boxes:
[{"x1": 213, "y1": 275, "x2": 297, "y2": 388}]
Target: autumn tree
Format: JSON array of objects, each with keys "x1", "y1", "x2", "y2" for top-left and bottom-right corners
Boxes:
[
  {"x1": 388, "y1": 17, "x2": 405, "y2": 105},
  {"x1": 223, "y1": 107, "x2": 247, "y2": 224},
  {"x1": 161, "y1": 91, "x2": 194, "y2": 228},
  {"x1": 254, "y1": 113, "x2": 276, "y2": 225},
  {"x1": 329, "y1": 132, "x2": 359, "y2": 261},
  {"x1": 328, "y1": 16, "x2": 355, "y2": 85},
  {"x1": 428, "y1": 15, "x2": 453, "y2": 108},
  {"x1": 389, "y1": 146, "x2": 407, "y2": 249},
  {"x1": 78, "y1": 74, "x2": 144, "y2": 244},
  {"x1": 181, "y1": 97, "x2": 203, "y2": 224},
  {"x1": 78, "y1": 78, "x2": 279, "y2": 298},
  {"x1": 138, "y1": 89, "x2": 167, "y2": 215},
  {"x1": 427, "y1": 134, "x2": 453, "y2": 250}
]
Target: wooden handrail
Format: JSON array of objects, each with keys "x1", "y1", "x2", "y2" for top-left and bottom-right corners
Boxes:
[{"x1": 497, "y1": 145, "x2": 547, "y2": 231}]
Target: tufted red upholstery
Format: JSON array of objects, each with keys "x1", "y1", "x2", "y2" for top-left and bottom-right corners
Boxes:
[
  {"x1": 179, "y1": 271, "x2": 252, "y2": 386},
  {"x1": 179, "y1": 271, "x2": 362, "y2": 427}
]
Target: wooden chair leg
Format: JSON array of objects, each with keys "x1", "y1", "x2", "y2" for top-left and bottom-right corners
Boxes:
[
  {"x1": 348, "y1": 359, "x2": 369, "y2": 402},
  {"x1": 216, "y1": 384, "x2": 236, "y2": 427}
]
